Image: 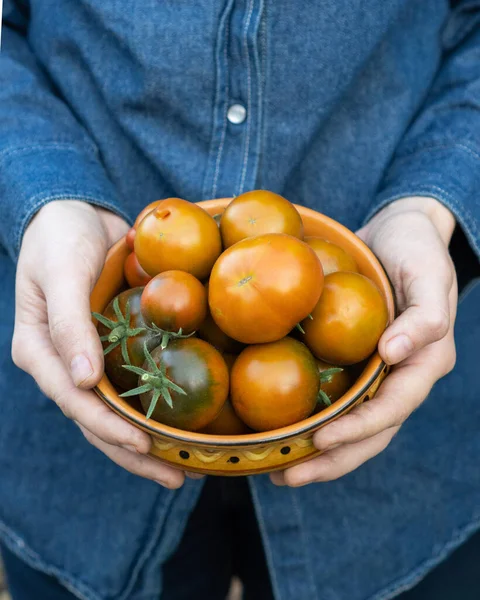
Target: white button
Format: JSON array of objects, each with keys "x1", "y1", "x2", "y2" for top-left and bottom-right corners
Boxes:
[{"x1": 227, "y1": 103, "x2": 247, "y2": 124}]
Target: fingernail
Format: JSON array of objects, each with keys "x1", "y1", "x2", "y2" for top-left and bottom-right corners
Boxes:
[
  {"x1": 71, "y1": 354, "x2": 94, "y2": 386},
  {"x1": 385, "y1": 334, "x2": 413, "y2": 364}
]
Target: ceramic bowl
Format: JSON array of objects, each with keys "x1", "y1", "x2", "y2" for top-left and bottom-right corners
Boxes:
[{"x1": 91, "y1": 199, "x2": 395, "y2": 475}]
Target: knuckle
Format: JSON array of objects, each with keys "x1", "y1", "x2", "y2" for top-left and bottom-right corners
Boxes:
[
  {"x1": 424, "y1": 308, "x2": 450, "y2": 341},
  {"x1": 49, "y1": 317, "x2": 75, "y2": 348},
  {"x1": 53, "y1": 392, "x2": 74, "y2": 420}
]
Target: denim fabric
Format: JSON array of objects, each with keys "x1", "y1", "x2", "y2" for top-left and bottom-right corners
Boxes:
[{"x1": 1, "y1": 1, "x2": 480, "y2": 599}]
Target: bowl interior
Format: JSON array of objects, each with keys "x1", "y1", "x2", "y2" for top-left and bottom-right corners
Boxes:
[{"x1": 92, "y1": 199, "x2": 395, "y2": 446}]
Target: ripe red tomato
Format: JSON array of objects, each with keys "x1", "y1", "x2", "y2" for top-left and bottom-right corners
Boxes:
[
  {"x1": 94, "y1": 288, "x2": 159, "y2": 390},
  {"x1": 316, "y1": 360, "x2": 351, "y2": 405},
  {"x1": 122, "y1": 338, "x2": 229, "y2": 432},
  {"x1": 124, "y1": 253, "x2": 152, "y2": 288},
  {"x1": 140, "y1": 270, "x2": 207, "y2": 335},
  {"x1": 304, "y1": 237, "x2": 358, "y2": 275},
  {"x1": 303, "y1": 272, "x2": 388, "y2": 365},
  {"x1": 125, "y1": 228, "x2": 136, "y2": 251},
  {"x1": 209, "y1": 233, "x2": 324, "y2": 344},
  {"x1": 231, "y1": 338, "x2": 319, "y2": 431},
  {"x1": 220, "y1": 190, "x2": 304, "y2": 248},
  {"x1": 134, "y1": 198, "x2": 222, "y2": 279}
]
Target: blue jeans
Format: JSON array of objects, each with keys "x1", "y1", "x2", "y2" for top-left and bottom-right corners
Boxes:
[{"x1": 2, "y1": 477, "x2": 480, "y2": 600}]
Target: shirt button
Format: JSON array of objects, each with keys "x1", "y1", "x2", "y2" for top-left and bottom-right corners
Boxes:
[{"x1": 227, "y1": 103, "x2": 247, "y2": 124}]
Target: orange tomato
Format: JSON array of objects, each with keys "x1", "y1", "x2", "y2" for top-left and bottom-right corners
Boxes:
[
  {"x1": 197, "y1": 283, "x2": 245, "y2": 353},
  {"x1": 134, "y1": 198, "x2": 222, "y2": 279},
  {"x1": 124, "y1": 253, "x2": 152, "y2": 288},
  {"x1": 202, "y1": 398, "x2": 250, "y2": 435},
  {"x1": 209, "y1": 233, "x2": 324, "y2": 344},
  {"x1": 303, "y1": 272, "x2": 388, "y2": 365},
  {"x1": 140, "y1": 270, "x2": 207, "y2": 334},
  {"x1": 304, "y1": 237, "x2": 358, "y2": 275},
  {"x1": 316, "y1": 360, "x2": 351, "y2": 404},
  {"x1": 220, "y1": 190, "x2": 304, "y2": 248},
  {"x1": 134, "y1": 200, "x2": 163, "y2": 228},
  {"x1": 231, "y1": 338, "x2": 319, "y2": 431}
]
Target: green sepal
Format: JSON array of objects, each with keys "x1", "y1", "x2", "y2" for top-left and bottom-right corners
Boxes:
[
  {"x1": 295, "y1": 322, "x2": 306, "y2": 335},
  {"x1": 92, "y1": 312, "x2": 116, "y2": 329},
  {"x1": 119, "y1": 383, "x2": 152, "y2": 398},
  {"x1": 319, "y1": 367, "x2": 343, "y2": 384},
  {"x1": 318, "y1": 389, "x2": 332, "y2": 406}
]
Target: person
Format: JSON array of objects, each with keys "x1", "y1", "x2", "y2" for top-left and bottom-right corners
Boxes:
[{"x1": 1, "y1": 1, "x2": 479, "y2": 599}]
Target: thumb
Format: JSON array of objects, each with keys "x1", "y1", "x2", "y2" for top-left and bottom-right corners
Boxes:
[
  {"x1": 46, "y1": 271, "x2": 104, "y2": 389},
  {"x1": 378, "y1": 253, "x2": 453, "y2": 365}
]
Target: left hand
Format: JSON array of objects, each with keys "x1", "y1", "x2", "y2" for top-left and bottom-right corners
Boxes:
[{"x1": 271, "y1": 197, "x2": 457, "y2": 487}]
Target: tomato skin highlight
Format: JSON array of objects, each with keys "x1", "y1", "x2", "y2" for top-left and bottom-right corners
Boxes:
[
  {"x1": 139, "y1": 338, "x2": 229, "y2": 432},
  {"x1": 303, "y1": 272, "x2": 388, "y2": 365},
  {"x1": 231, "y1": 338, "x2": 319, "y2": 432},
  {"x1": 97, "y1": 288, "x2": 158, "y2": 390},
  {"x1": 304, "y1": 237, "x2": 358, "y2": 275},
  {"x1": 124, "y1": 253, "x2": 152, "y2": 288},
  {"x1": 141, "y1": 270, "x2": 207, "y2": 334},
  {"x1": 134, "y1": 200, "x2": 163, "y2": 229},
  {"x1": 208, "y1": 233, "x2": 324, "y2": 344},
  {"x1": 220, "y1": 190, "x2": 304, "y2": 248},
  {"x1": 134, "y1": 198, "x2": 222, "y2": 279}
]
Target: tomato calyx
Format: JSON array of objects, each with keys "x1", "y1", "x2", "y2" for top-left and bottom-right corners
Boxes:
[
  {"x1": 317, "y1": 368, "x2": 344, "y2": 407},
  {"x1": 147, "y1": 323, "x2": 196, "y2": 349},
  {"x1": 93, "y1": 297, "x2": 148, "y2": 365},
  {"x1": 120, "y1": 344, "x2": 187, "y2": 418}
]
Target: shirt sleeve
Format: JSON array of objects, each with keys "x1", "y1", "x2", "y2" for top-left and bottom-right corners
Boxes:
[
  {"x1": 0, "y1": 1, "x2": 130, "y2": 261},
  {"x1": 365, "y1": 1, "x2": 480, "y2": 259}
]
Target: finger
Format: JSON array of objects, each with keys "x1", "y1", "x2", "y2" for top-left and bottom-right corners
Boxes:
[
  {"x1": 281, "y1": 428, "x2": 397, "y2": 486},
  {"x1": 44, "y1": 267, "x2": 104, "y2": 389},
  {"x1": 313, "y1": 359, "x2": 437, "y2": 450},
  {"x1": 78, "y1": 425, "x2": 185, "y2": 489},
  {"x1": 14, "y1": 325, "x2": 151, "y2": 453},
  {"x1": 380, "y1": 247, "x2": 453, "y2": 366}
]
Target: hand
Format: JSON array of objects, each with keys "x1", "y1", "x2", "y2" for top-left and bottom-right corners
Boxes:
[
  {"x1": 271, "y1": 197, "x2": 457, "y2": 487},
  {"x1": 12, "y1": 200, "x2": 186, "y2": 489}
]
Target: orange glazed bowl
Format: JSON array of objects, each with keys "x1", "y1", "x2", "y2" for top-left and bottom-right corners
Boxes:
[{"x1": 91, "y1": 199, "x2": 395, "y2": 476}]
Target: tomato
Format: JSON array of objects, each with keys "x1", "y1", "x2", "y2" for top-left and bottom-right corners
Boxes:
[
  {"x1": 197, "y1": 283, "x2": 245, "y2": 353},
  {"x1": 316, "y1": 360, "x2": 351, "y2": 405},
  {"x1": 125, "y1": 228, "x2": 136, "y2": 251},
  {"x1": 220, "y1": 190, "x2": 304, "y2": 248},
  {"x1": 134, "y1": 198, "x2": 222, "y2": 279},
  {"x1": 124, "y1": 253, "x2": 152, "y2": 288},
  {"x1": 94, "y1": 288, "x2": 159, "y2": 390},
  {"x1": 231, "y1": 338, "x2": 319, "y2": 431},
  {"x1": 209, "y1": 233, "x2": 324, "y2": 344},
  {"x1": 202, "y1": 398, "x2": 250, "y2": 435},
  {"x1": 140, "y1": 270, "x2": 207, "y2": 336},
  {"x1": 303, "y1": 272, "x2": 388, "y2": 365},
  {"x1": 134, "y1": 200, "x2": 163, "y2": 229},
  {"x1": 305, "y1": 237, "x2": 358, "y2": 275},
  {"x1": 121, "y1": 338, "x2": 229, "y2": 432}
]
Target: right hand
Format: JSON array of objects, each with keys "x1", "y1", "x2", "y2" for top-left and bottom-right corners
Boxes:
[{"x1": 12, "y1": 200, "x2": 186, "y2": 489}]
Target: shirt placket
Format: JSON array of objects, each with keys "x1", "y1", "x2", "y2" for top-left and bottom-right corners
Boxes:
[{"x1": 202, "y1": 0, "x2": 264, "y2": 200}]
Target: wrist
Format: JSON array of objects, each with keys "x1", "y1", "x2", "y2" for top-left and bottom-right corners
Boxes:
[{"x1": 376, "y1": 196, "x2": 456, "y2": 244}]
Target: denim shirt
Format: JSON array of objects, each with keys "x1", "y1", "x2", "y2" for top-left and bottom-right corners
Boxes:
[{"x1": 1, "y1": 1, "x2": 480, "y2": 599}]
